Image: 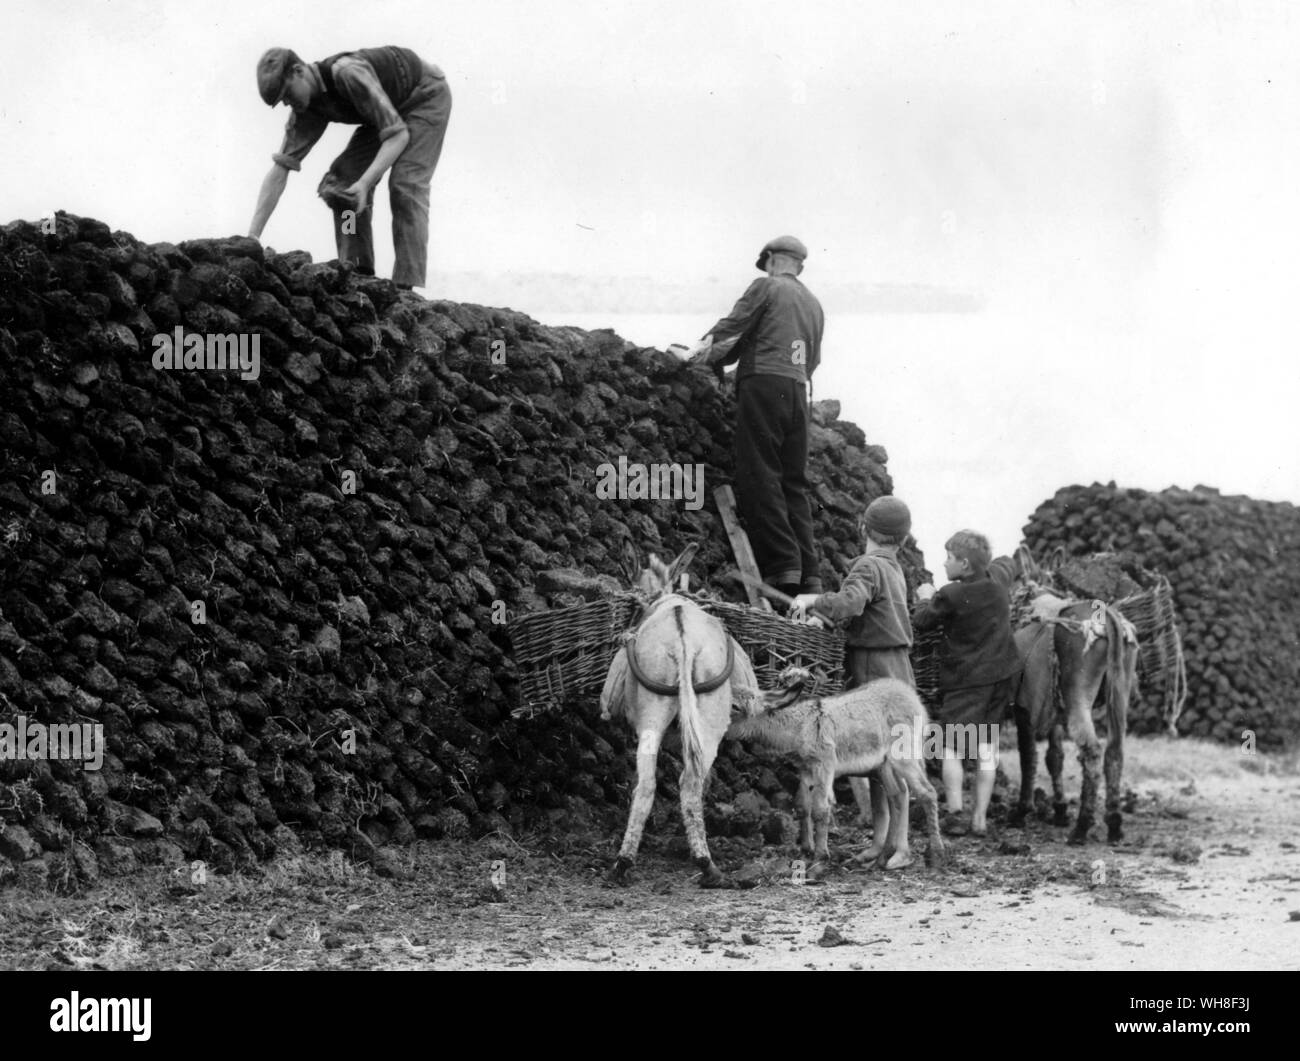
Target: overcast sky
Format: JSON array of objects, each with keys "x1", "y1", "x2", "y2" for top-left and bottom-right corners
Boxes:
[{"x1": 3, "y1": 0, "x2": 1298, "y2": 576}]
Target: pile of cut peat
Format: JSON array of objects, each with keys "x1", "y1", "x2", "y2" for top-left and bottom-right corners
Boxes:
[{"x1": 0, "y1": 212, "x2": 922, "y2": 884}]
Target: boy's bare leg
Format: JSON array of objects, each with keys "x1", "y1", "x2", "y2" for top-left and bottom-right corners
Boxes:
[
  {"x1": 879, "y1": 770, "x2": 913, "y2": 869},
  {"x1": 851, "y1": 777, "x2": 890, "y2": 859},
  {"x1": 942, "y1": 752, "x2": 964, "y2": 813},
  {"x1": 848, "y1": 776, "x2": 872, "y2": 826},
  {"x1": 851, "y1": 774, "x2": 899, "y2": 865},
  {"x1": 870, "y1": 777, "x2": 890, "y2": 852},
  {"x1": 970, "y1": 740, "x2": 998, "y2": 835}
]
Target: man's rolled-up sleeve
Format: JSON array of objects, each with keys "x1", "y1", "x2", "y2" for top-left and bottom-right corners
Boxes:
[
  {"x1": 334, "y1": 57, "x2": 408, "y2": 140},
  {"x1": 272, "y1": 110, "x2": 329, "y2": 171}
]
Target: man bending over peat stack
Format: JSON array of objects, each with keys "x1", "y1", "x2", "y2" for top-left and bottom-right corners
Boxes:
[{"x1": 250, "y1": 45, "x2": 452, "y2": 290}]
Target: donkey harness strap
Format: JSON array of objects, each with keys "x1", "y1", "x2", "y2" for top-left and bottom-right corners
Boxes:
[{"x1": 625, "y1": 633, "x2": 735, "y2": 696}]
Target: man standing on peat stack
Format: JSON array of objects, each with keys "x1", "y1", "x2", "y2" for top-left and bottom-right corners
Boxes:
[
  {"x1": 249, "y1": 45, "x2": 452, "y2": 290},
  {"x1": 686, "y1": 236, "x2": 825, "y2": 600}
]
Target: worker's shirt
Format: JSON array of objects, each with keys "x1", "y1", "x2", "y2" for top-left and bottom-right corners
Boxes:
[
  {"x1": 705, "y1": 274, "x2": 824, "y2": 384},
  {"x1": 272, "y1": 47, "x2": 441, "y2": 171}
]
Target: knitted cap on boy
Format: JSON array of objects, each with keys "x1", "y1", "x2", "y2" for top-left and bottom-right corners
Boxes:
[{"x1": 863, "y1": 496, "x2": 911, "y2": 540}]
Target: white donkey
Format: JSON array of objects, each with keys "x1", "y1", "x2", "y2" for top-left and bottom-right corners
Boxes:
[{"x1": 599, "y1": 543, "x2": 759, "y2": 888}]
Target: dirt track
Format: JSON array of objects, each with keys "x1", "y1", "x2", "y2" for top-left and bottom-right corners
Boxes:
[{"x1": 1, "y1": 735, "x2": 1297, "y2": 971}]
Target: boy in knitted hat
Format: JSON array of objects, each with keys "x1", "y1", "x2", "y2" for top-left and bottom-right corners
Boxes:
[
  {"x1": 790, "y1": 495, "x2": 915, "y2": 686},
  {"x1": 789, "y1": 495, "x2": 916, "y2": 863},
  {"x1": 912, "y1": 529, "x2": 1022, "y2": 836}
]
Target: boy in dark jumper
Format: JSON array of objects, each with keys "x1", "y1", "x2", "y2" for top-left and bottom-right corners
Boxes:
[
  {"x1": 912, "y1": 530, "x2": 1021, "y2": 836},
  {"x1": 789, "y1": 495, "x2": 916, "y2": 864}
]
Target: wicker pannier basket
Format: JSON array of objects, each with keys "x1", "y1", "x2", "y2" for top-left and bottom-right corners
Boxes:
[
  {"x1": 706, "y1": 600, "x2": 845, "y2": 698},
  {"x1": 909, "y1": 627, "x2": 945, "y2": 715},
  {"x1": 511, "y1": 593, "x2": 846, "y2": 714},
  {"x1": 510, "y1": 593, "x2": 642, "y2": 710}
]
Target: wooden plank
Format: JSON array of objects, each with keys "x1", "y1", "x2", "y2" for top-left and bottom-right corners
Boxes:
[
  {"x1": 725, "y1": 568, "x2": 795, "y2": 608},
  {"x1": 713, "y1": 485, "x2": 773, "y2": 612}
]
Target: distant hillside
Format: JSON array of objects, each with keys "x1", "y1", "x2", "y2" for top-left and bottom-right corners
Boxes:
[{"x1": 426, "y1": 271, "x2": 987, "y2": 315}]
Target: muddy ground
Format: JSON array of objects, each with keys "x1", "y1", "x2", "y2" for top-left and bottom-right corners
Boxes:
[{"x1": 1, "y1": 734, "x2": 1297, "y2": 971}]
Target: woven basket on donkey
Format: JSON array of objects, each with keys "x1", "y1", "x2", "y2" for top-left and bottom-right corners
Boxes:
[
  {"x1": 511, "y1": 594, "x2": 845, "y2": 713},
  {"x1": 909, "y1": 628, "x2": 945, "y2": 715},
  {"x1": 1030, "y1": 552, "x2": 1189, "y2": 731},
  {"x1": 511, "y1": 593, "x2": 641, "y2": 710},
  {"x1": 910, "y1": 556, "x2": 1187, "y2": 729},
  {"x1": 1114, "y1": 575, "x2": 1188, "y2": 729},
  {"x1": 706, "y1": 601, "x2": 844, "y2": 698}
]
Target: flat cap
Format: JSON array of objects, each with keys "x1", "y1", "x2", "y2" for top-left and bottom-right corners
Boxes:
[
  {"x1": 756, "y1": 235, "x2": 808, "y2": 270},
  {"x1": 257, "y1": 47, "x2": 296, "y2": 106}
]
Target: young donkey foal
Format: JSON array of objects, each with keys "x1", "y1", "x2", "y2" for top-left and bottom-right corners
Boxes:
[
  {"x1": 599, "y1": 544, "x2": 759, "y2": 887},
  {"x1": 727, "y1": 669, "x2": 945, "y2": 870}
]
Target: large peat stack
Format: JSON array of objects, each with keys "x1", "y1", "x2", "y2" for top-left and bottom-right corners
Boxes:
[
  {"x1": 1023, "y1": 483, "x2": 1300, "y2": 746},
  {"x1": 0, "y1": 212, "x2": 923, "y2": 884}
]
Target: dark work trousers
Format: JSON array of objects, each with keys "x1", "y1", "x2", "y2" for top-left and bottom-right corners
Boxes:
[
  {"x1": 734, "y1": 374, "x2": 821, "y2": 591},
  {"x1": 321, "y1": 70, "x2": 452, "y2": 287},
  {"x1": 845, "y1": 646, "x2": 916, "y2": 689}
]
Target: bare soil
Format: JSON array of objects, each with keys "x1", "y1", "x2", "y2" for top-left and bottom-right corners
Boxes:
[{"x1": 1, "y1": 735, "x2": 1297, "y2": 971}]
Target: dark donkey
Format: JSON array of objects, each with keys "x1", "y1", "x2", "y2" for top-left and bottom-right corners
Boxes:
[{"x1": 1008, "y1": 598, "x2": 1139, "y2": 844}]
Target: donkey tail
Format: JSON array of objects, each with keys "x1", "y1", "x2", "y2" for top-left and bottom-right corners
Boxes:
[
  {"x1": 1104, "y1": 607, "x2": 1136, "y2": 739},
  {"x1": 675, "y1": 613, "x2": 707, "y2": 779}
]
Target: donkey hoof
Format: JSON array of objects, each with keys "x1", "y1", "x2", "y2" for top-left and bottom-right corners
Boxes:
[
  {"x1": 1007, "y1": 806, "x2": 1028, "y2": 828},
  {"x1": 1053, "y1": 805, "x2": 1071, "y2": 828},
  {"x1": 696, "y1": 858, "x2": 730, "y2": 888},
  {"x1": 607, "y1": 857, "x2": 635, "y2": 885},
  {"x1": 1106, "y1": 815, "x2": 1124, "y2": 843},
  {"x1": 1067, "y1": 827, "x2": 1090, "y2": 846},
  {"x1": 925, "y1": 842, "x2": 946, "y2": 869}
]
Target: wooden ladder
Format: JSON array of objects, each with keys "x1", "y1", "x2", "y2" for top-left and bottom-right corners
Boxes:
[{"x1": 713, "y1": 485, "x2": 773, "y2": 612}]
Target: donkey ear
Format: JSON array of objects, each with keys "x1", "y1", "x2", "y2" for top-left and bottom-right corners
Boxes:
[
  {"x1": 1013, "y1": 544, "x2": 1038, "y2": 581},
  {"x1": 620, "y1": 540, "x2": 641, "y2": 584},
  {"x1": 666, "y1": 543, "x2": 699, "y2": 587},
  {"x1": 1045, "y1": 544, "x2": 1066, "y2": 573}
]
